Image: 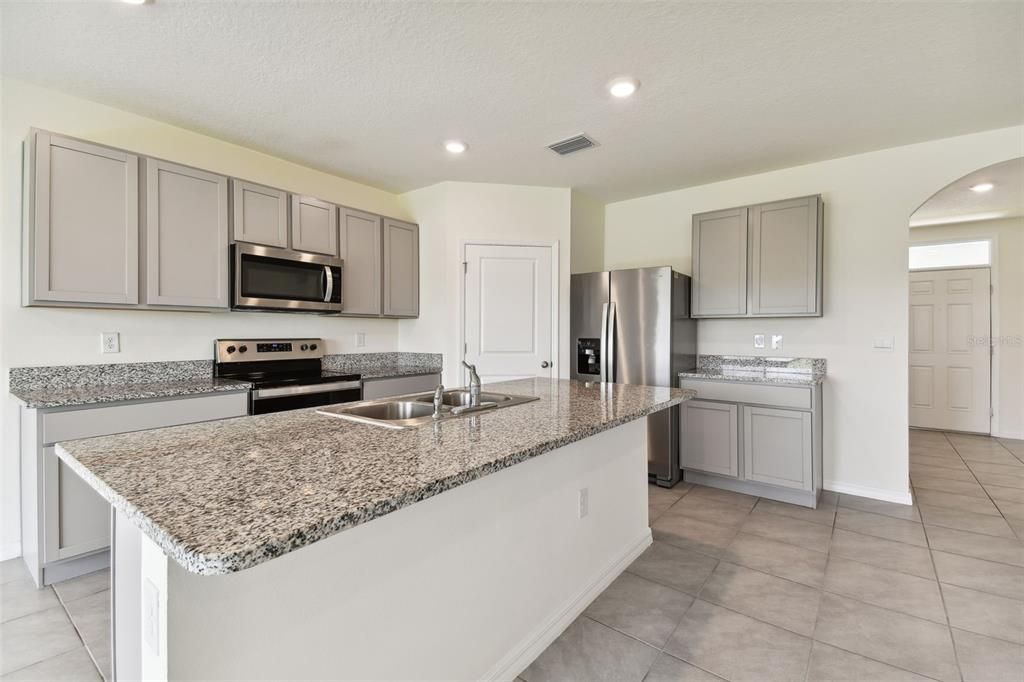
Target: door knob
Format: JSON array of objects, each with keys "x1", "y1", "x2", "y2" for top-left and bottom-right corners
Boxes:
[{"x1": 541, "y1": 361, "x2": 551, "y2": 368}]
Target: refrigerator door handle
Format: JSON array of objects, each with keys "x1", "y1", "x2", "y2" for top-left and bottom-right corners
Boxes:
[
  {"x1": 599, "y1": 302, "x2": 609, "y2": 382},
  {"x1": 606, "y1": 302, "x2": 617, "y2": 383}
]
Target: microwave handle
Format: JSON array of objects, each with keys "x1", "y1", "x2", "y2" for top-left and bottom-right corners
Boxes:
[{"x1": 323, "y1": 266, "x2": 334, "y2": 303}]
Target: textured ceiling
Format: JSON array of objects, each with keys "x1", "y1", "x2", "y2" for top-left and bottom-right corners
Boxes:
[
  {"x1": 2, "y1": 1, "x2": 1022, "y2": 202},
  {"x1": 911, "y1": 158, "x2": 1024, "y2": 227}
]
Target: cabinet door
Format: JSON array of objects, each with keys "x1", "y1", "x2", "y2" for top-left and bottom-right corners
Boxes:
[
  {"x1": 339, "y1": 208, "x2": 382, "y2": 316},
  {"x1": 742, "y1": 406, "x2": 812, "y2": 490},
  {"x1": 383, "y1": 218, "x2": 419, "y2": 317},
  {"x1": 680, "y1": 400, "x2": 739, "y2": 478},
  {"x1": 750, "y1": 195, "x2": 822, "y2": 316},
  {"x1": 144, "y1": 159, "x2": 229, "y2": 307},
  {"x1": 28, "y1": 131, "x2": 139, "y2": 305},
  {"x1": 231, "y1": 179, "x2": 288, "y2": 248},
  {"x1": 291, "y1": 195, "x2": 338, "y2": 255},
  {"x1": 42, "y1": 447, "x2": 109, "y2": 562},
  {"x1": 691, "y1": 207, "x2": 747, "y2": 317}
]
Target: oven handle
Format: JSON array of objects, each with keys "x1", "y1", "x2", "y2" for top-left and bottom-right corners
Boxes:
[
  {"x1": 323, "y1": 266, "x2": 334, "y2": 303},
  {"x1": 252, "y1": 380, "x2": 361, "y2": 400}
]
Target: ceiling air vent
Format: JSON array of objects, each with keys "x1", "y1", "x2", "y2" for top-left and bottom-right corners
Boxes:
[{"x1": 548, "y1": 134, "x2": 598, "y2": 156}]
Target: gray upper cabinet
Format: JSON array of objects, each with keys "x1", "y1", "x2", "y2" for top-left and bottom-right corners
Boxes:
[
  {"x1": 24, "y1": 131, "x2": 139, "y2": 306},
  {"x1": 291, "y1": 195, "x2": 338, "y2": 255},
  {"x1": 383, "y1": 218, "x2": 419, "y2": 318},
  {"x1": 339, "y1": 208, "x2": 383, "y2": 316},
  {"x1": 691, "y1": 207, "x2": 748, "y2": 317},
  {"x1": 691, "y1": 195, "x2": 823, "y2": 318},
  {"x1": 750, "y1": 196, "x2": 822, "y2": 316},
  {"x1": 231, "y1": 179, "x2": 289, "y2": 248},
  {"x1": 142, "y1": 159, "x2": 229, "y2": 308},
  {"x1": 742, "y1": 405, "x2": 812, "y2": 491}
]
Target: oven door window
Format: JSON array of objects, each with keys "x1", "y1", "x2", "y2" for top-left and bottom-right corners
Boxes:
[{"x1": 240, "y1": 254, "x2": 326, "y2": 302}]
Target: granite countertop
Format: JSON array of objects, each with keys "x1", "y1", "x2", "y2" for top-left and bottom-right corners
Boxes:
[
  {"x1": 55, "y1": 378, "x2": 693, "y2": 576},
  {"x1": 679, "y1": 355, "x2": 826, "y2": 386},
  {"x1": 11, "y1": 378, "x2": 252, "y2": 409}
]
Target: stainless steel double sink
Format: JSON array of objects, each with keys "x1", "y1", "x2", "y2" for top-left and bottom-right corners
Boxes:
[{"x1": 316, "y1": 389, "x2": 539, "y2": 429}]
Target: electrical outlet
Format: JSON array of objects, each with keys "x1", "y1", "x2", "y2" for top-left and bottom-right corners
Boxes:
[
  {"x1": 578, "y1": 488, "x2": 589, "y2": 519},
  {"x1": 101, "y1": 332, "x2": 120, "y2": 354},
  {"x1": 355, "y1": 332, "x2": 366, "y2": 348},
  {"x1": 771, "y1": 335, "x2": 784, "y2": 350},
  {"x1": 753, "y1": 334, "x2": 766, "y2": 349}
]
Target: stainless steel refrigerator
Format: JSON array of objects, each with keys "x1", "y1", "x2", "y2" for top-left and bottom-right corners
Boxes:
[{"x1": 570, "y1": 267, "x2": 697, "y2": 487}]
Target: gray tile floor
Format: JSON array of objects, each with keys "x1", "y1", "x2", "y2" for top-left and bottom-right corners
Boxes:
[
  {"x1": 2, "y1": 431, "x2": 1022, "y2": 681},
  {"x1": 522, "y1": 430, "x2": 1024, "y2": 682},
  {"x1": 0, "y1": 564, "x2": 108, "y2": 681}
]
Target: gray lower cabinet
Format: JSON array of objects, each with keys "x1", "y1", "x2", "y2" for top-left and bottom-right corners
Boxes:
[
  {"x1": 742, "y1": 405, "x2": 812, "y2": 491},
  {"x1": 291, "y1": 195, "x2": 338, "y2": 255},
  {"x1": 383, "y1": 218, "x2": 419, "y2": 318},
  {"x1": 24, "y1": 130, "x2": 140, "y2": 306},
  {"x1": 679, "y1": 378, "x2": 823, "y2": 507},
  {"x1": 362, "y1": 373, "x2": 441, "y2": 400},
  {"x1": 231, "y1": 179, "x2": 289, "y2": 248},
  {"x1": 691, "y1": 194, "x2": 823, "y2": 318},
  {"x1": 20, "y1": 391, "x2": 248, "y2": 587},
  {"x1": 339, "y1": 208, "x2": 383, "y2": 316},
  {"x1": 679, "y1": 400, "x2": 739, "y2": 477},
  {"x1": 142, "y1": 159, "x2": 230, "y2": 308}
]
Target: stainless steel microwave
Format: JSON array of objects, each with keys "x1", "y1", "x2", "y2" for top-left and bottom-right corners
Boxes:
[{"x1": 232, "y1": 243, "x2": 343, "y2": 313}]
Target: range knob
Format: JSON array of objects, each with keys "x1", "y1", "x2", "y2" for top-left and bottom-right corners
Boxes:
[
  {"x1": 300, "y1": 344, "x2": 309, "y2": 351},
  {"x1": 309, "y1": 343, "x2": 318, "y2": 351},
  {"x1": 225, "y1": 345, "x2": 236, "y2": 354},
  {"x1": 238, "y1": 345, "x2": 248, "y2": 353}
]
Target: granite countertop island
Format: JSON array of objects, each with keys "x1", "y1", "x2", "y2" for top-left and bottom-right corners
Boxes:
[
  {"x1": 679, "y1": 354, "x2": 827, "y2": 386},
  {"x1": 56, "y1": 378, "x2": 692, "y2": 575}
]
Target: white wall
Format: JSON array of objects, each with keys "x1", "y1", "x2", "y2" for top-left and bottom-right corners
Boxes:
[
  {"x1": 570, "y1": 190, "x2": 605, "y2": 274},
  {"x1": 0, "y1": 79, "x2": 411, "y2": 559},
  {"x1": 911, "y1": 217, "x2": 1024, "y2": 439},
  {"x1": 604, "y1": 126, "x2": 1024, "y2": 502},
  {"x1": 399, "y1": 182, "x2": 572, "y2": 387}
]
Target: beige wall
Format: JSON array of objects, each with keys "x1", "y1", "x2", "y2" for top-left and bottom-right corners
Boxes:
[
  {"x1": 0, "y1": 79, "x2": 410, "y2": 558},
  {"x1": 570, "y1": 190, "x2": 605, "y2": 274},
  {"x1": 911, "y1": 217, "x2": 1024, "y2": 439},
  {"x1": 399, "y1": 182, "x2": 572, "y2": 387},
  {"x1": 604, "y1": 125, "x2": 1024, "y2": 502}
]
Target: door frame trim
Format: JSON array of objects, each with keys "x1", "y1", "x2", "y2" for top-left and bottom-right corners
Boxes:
[{"x1": 459, "y1": 240, "x2": 560, "y2": 385}]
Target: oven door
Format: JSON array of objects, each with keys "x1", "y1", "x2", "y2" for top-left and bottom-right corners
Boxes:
[
  {"x1": 250, "y1": 380, "x2": 362, "y2": 415},
  {"x1": 233, "y1": 243, "x2": 343, "y2": 313}
]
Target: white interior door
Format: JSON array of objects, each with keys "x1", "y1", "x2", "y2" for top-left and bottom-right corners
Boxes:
[
  {"x1": 464, "y1": 243, "x2": 555, "y2": 384},
  {"x1": 909, "y1": 268, "x2": 991, "y2": 433}
]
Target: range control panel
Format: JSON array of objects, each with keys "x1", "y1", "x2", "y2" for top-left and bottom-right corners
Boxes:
[{"x1": 215, "y1": 338, "x2": 323, "y2": 363}]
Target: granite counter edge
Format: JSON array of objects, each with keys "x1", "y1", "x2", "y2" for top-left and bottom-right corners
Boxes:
[{"x1": 55, "y1": 390, "x2": 694, "y2": 576}]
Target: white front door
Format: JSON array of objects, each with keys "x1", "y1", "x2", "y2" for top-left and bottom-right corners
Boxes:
[
  {"x1": 464, "y1": 243, "x2": 555, "y2": 384},
  {"x1": 909, "y1": 267, "x2": 991, "y2": 433}
]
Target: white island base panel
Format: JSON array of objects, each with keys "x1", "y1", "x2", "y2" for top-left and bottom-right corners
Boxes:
[{"x1": 112, "y1": 418, "x2": 651, "y2": 681}]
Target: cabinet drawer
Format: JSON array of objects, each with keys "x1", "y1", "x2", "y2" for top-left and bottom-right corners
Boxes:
[
  {"x1": 42, "y1": 391, "x2": 248, "y2": 444},
  {"x1": 679, "y1": 379, "x2": 811, "y2": 410},
  {"x1": 362, "y1": 374, "x2": 440, "y2": 400}
]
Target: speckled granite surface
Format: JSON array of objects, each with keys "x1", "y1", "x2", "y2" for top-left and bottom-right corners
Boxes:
[
  {"x1": 11, "y1": 378, "x2": 251, "y2": 409},
  {"x1": 323, "y1": 352, "x2": 442, "y2": 379},
  {"x1": 680, "y1": 355, "x2": 826, "y2": 386},
  {"x1": 55, "y1": 378, "x2": 692, "y2": 575}
]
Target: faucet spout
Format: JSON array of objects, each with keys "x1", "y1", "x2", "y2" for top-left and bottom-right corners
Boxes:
[
  {"x1": 432, "y1": 383, "x2": 445, "y2": 419},
  {"x1": 462, "y1": 361, "x2": 482, "y2": 407}
]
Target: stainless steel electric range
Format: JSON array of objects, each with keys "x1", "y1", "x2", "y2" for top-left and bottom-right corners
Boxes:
[{"x1": 213, "y1": 338, "x2": 361, "y2": 415}]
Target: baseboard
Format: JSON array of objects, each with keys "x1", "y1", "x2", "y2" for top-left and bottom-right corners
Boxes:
[
  {"x1": 993, "y1": 429, "x2": 1024, "y2": 440},
  {"x1": 824, "y1": 480, "x2": 913, "y2": 506},
  {"x1": 485, "y1": 529, "x2": 653, "y2": 681},
  {"x1": 0, "y1": 543, "x2": 21, "y2": 562}
]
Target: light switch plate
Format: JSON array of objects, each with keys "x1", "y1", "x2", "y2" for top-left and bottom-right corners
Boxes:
[
  {"x1": 771, "y1": 335, "x2": 784, "y2": 350},
  {"x1": 753, "y1": 334, "x2": 766, "y2": 349},
  {"x1": 578, "y1": 488, "x2": 589, "y2": 519},
  {"x1": 101, "y1": 332, "x2": 120, "y2": 354},
  {"x1": 355, "y1": 332, "x2": 366, "y2": 348}
]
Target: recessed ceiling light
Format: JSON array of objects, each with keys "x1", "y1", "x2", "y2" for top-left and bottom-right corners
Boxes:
[
  {"x1": 608, "y1": 77, "x2": 640, "y2": 98},
  {"x1": 969, "y1": 182, "x2": 994, "y2": 193},
  {"x1": 444, "y1": 140, "x2": 467, "y2": 154}
]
